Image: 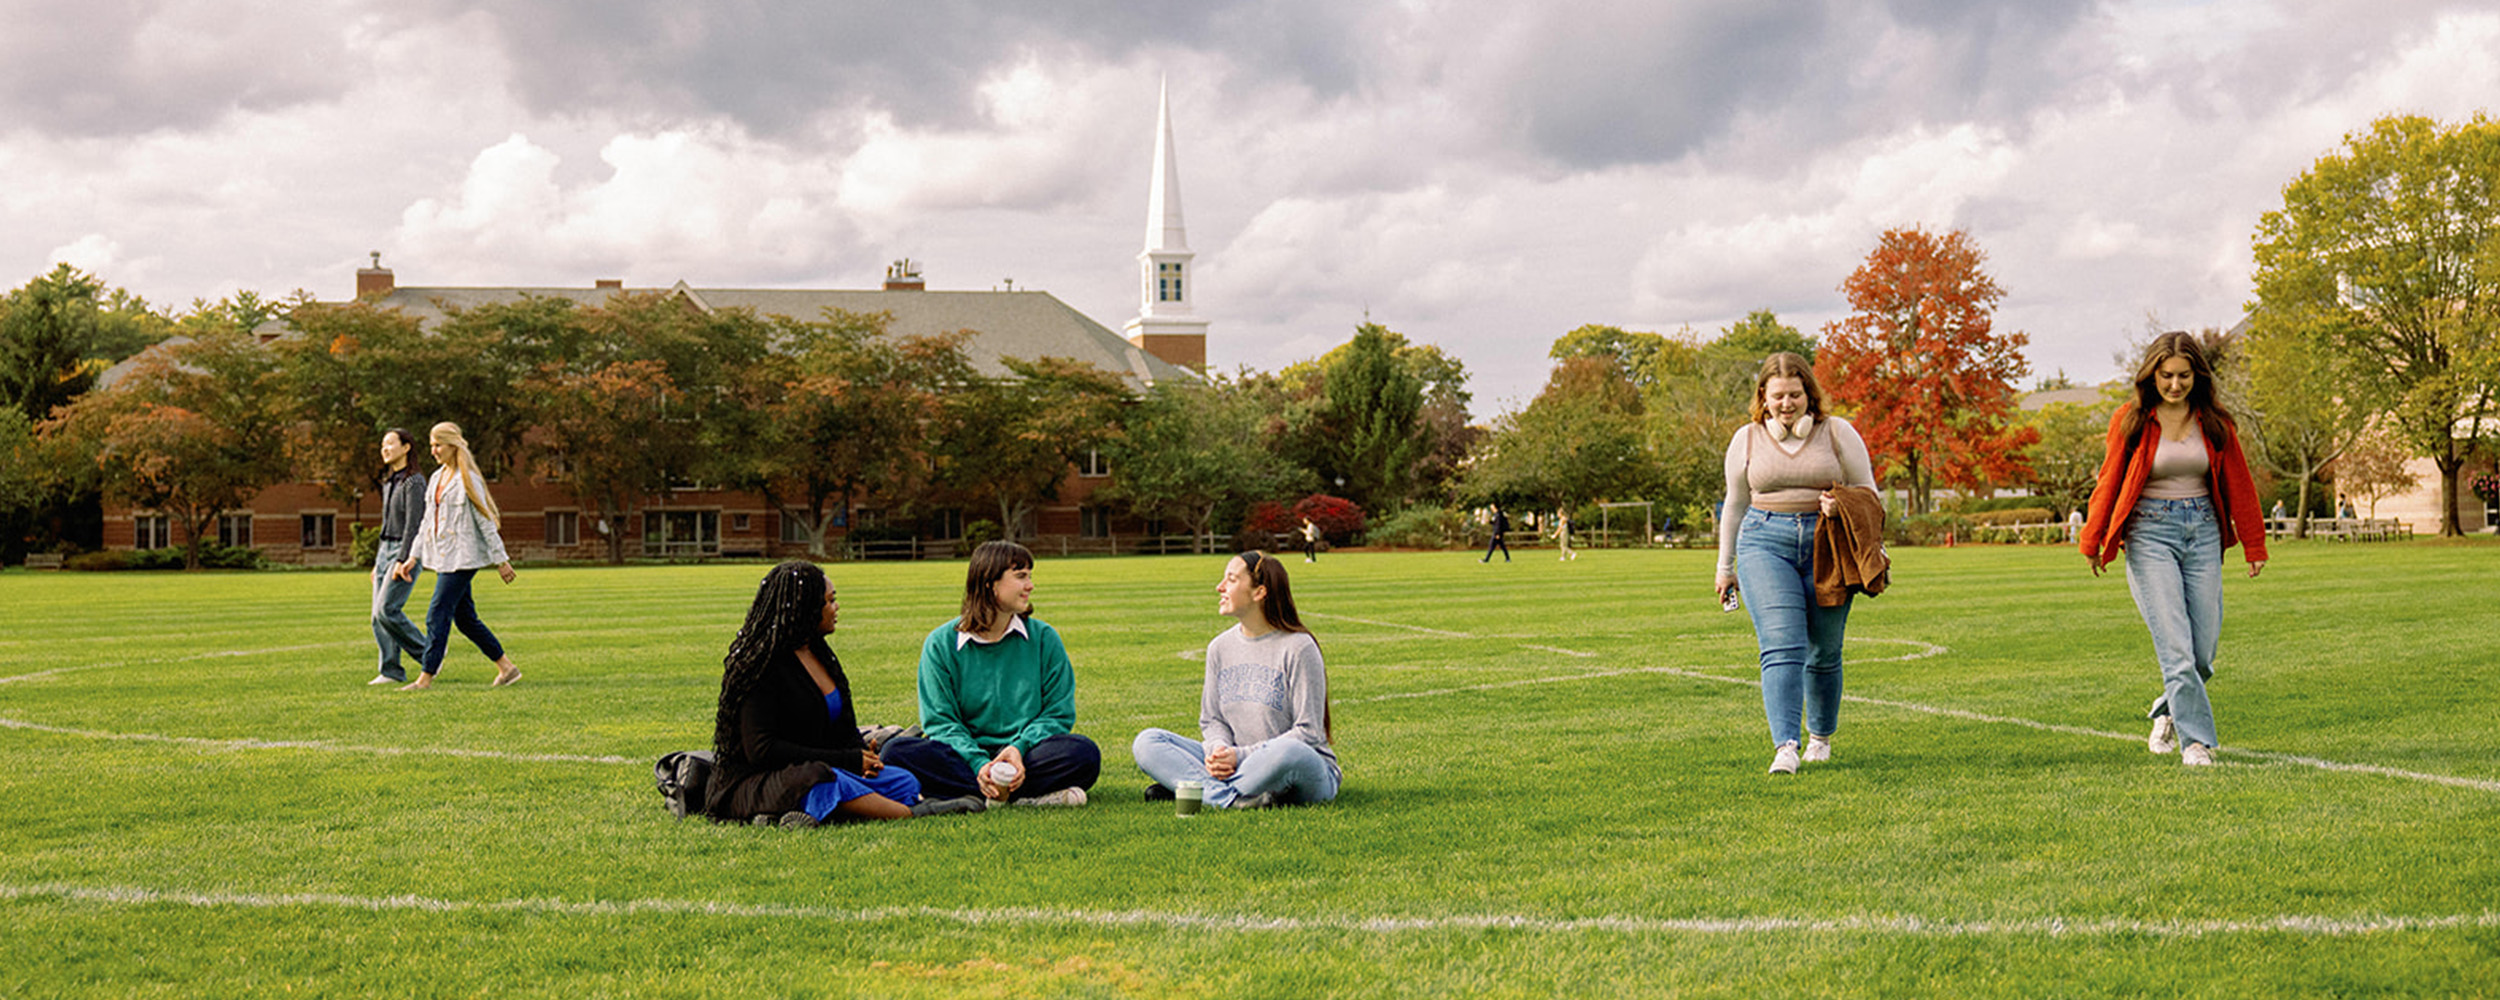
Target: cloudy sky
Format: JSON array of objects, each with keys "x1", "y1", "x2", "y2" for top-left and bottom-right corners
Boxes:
[{"x1": 5, "y1": 0, "x2": 2495, "y2": 416}]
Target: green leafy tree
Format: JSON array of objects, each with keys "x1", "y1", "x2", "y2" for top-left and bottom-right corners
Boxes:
[
  {"x1": 270, "y1": 299, "x2": 431, "y2": 516},
  {"x1": 529, "y1": 359, "x2": 681, "y2": 564},
  {"x1": 1309, "y1": 323, "x2": 1427, "y2": 508},
  {"x1": 1712, "y1": 310, "x2": 1816, "y2": 368},
  {"x1": 733, "y1": 312, "x2": 971, "y2": 556},
  {"x1": 1097, "y1": 375, "x2": 1311, "y2": 550},
  {"x1": 2022, "y1": 398, "x2": 2117, "y2": 519},
  {"x1": 2240, "y1": 309, "x2": 2377, "y2": 536},
  {"x1": 1551, "y1": 324, "x2": 1673, "y2": 390},
  {"x1": 514, "y1": 294, "x2": 776, "y2": 562},
  {"x1": 2252, "y1": 112, "x2": 2500, "y2": 536},
  {"x1": 933, "y1": 356, "x2": 1133, "y2": 542},
  {"x1": 0, "y1": 405, "x2": 40, "y2": 522},
  {"x1": 40, "y1": 323, "x2": 290, "y2": 570},
  {"x1": 1461, "y1": 356, "x2": 1657, "y2": 514},
  {"x1": 0, "y1": 264, "x2": 170, "y2": 422}
]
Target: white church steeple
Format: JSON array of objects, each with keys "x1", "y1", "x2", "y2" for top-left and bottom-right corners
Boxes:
[{"x1": 1124, "y1": 77, "x2": 1209, "y2": 371}]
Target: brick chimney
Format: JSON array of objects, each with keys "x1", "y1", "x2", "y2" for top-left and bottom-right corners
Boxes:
[
  {"x1": 356, "y1": 252, "x2": 395, "y2": 298},
  {"x1": 883, "y1": 258, "x2": 925, "y2": 291}
]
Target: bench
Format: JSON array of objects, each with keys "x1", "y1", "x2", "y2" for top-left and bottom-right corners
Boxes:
[{"x1": 21, "y1": 553, "x2": 63, "y2": 569}]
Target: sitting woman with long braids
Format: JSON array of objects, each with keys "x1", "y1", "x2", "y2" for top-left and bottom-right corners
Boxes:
[{"x1": 702, "y1": 560, "x2": 986, "y2": 826}]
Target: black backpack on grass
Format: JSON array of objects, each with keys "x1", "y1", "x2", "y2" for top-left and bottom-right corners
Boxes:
[{"x1": 653, "y1": 750, "x2": 716, "y2": 819}]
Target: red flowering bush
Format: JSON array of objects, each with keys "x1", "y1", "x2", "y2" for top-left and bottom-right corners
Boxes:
[
  {"x1": 1243, "y1": 501, "x2": 1296, "y2": 536},
  {"x1": 1291, "y1": 494, "x2": 1367, "y2": 543},
  {"x1": 2473, "y1": 473, "x2": 2500, "y2": 505}
]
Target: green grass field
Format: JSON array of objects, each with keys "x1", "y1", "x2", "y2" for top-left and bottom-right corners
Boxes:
[{"x1": 3, "y1": 541, "x2": 2497, "y2": 997}]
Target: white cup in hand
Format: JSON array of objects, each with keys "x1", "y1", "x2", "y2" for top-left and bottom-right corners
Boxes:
[{"x1": 987, "y1": 762, "x2": 1019, "y2": 788}]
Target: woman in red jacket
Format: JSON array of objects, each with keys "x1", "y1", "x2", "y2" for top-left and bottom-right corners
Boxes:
[{"x1": 2078, "y1": 332, "x2": 2267, "y2": 767}]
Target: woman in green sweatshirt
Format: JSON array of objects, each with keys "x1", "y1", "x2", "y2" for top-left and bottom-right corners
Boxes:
[{"x1": 877, "y1": 541, "x2": 1100, "y2": 806}]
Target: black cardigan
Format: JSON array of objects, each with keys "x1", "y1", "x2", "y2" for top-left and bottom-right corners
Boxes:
[{"x1": 701, "y1": 639, "x2": 872, "y2": 821}]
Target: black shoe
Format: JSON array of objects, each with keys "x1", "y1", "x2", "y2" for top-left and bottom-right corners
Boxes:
[
  {"x1": 1144, "y1": 783, "x2": 1175, "y2": 802},
  {"x1": 1234, "y1": 791, "x2": 1284, "y2": 809},
  {"x1": 909, "y1": 795, "x2": 988, "y2": 818}
]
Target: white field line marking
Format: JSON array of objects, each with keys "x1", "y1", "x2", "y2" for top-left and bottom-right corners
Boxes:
[
  {"x1": 3, "y1": 884, "x2": 2492, "y2": 938},
  {"x1": 1519, "y1": 644, "x2": 1597, "y2": 658},
  {"x1": 0, "y1": 717, "x2": 638, "y2": 765},
  {"x1": 1635, "y1": 664, "x2": 2500, "y2": 795},
  {"x1": 1, "y1": 643, "x2": 358, "y2": 685},
  {"x1": 1304, "y1": 612, "x2": 1475, "y2": 638}
]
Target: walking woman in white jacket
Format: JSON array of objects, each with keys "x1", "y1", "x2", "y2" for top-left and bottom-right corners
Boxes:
[{"x1": 391, "y1": 422, "x2": 522, "y2": 690}]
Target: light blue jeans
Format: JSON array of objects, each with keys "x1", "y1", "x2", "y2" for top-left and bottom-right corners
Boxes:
[
  {"x1": 1131, "y1": 728, "x2": 1340, "y2": 807},
  {"x1": 369, "y1": 540, "x2": 425, "y2": 681},
  {"x1": 2123, "y1": 496, "x2": 2223, "y2": 750},
  {"x1": 1735, "y1": 508, "x2": 1851, "y2": 747}
]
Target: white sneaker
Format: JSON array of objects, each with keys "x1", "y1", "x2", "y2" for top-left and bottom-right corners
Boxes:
[
  {"x1": 2180, "y1": 743, "x2": 2214, "y2": 767},
  {"x1": 2147, "y1": 715, "x2": 2177, "y2": 755},
  {"x1": 1012, "y1": 786, "x2": 1089, "y2": 807},
  {"x1": 1802, "y1": 734, "x2": 1831, "y2": 764},
  {"x1": 1768, "y1": 742, "x2": 1799, "y2": 775},
  {"x1": 366, "y1": 675, "x2": 401, "y2": 686}
]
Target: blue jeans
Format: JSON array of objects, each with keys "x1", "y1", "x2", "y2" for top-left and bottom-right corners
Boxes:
[
  {"x1": 878, "y1": 733, "x2": 1100, "y2": 802},
  {"x1": 370, "y1": 540, "x2": 426, "y2": 681},
  {"x1": 419, "y1": 568, "x2": 504, "y2": 676},
  {"x1": 2123, "y1": 496, "x2": 2223, "y2": 750},
  {"x1": 1735, "y1": 508, "x2": 1851, "y2": 747},
  {"x1": 1132, "y1": 728, "x2": 1340, "y2": 807}
]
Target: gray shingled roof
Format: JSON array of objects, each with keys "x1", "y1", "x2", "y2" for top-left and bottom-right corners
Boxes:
[{"x1": 370, "y1": 284, "x2": 1191, "y2": 389}]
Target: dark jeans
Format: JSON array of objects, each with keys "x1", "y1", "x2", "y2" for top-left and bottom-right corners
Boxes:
[
  {"x1": 1483, "y1": 532, "x2": 1510, "y2": 562},
  {"x1": 880, "y1": 733, "x2": 1100, "y2": 801},
  {"x1": 419, "y1": 568, "x2": 505, "y2": 676}
]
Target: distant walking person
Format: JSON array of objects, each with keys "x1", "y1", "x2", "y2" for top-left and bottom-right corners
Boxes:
[
  {"x1": 391, "y1": 422, "x2": 522, "y2": 690},
  {"x1": 367, "y1": 428, "x2": 428, "y2": 686},
  {"x1": 1714, "y1": 353, "x2": 1878, "y2": 774},
  {"x1": 1554, "y1": 509, "x2": 1577, "y2": 561},
  {"x1": 1482, "y1": 506, "x2": 1511, "y2": 563},
  {"x1": 1300, "y1": 517, "x2": 1321, "y2": 563},
  {"x1": 1133, "y1": 550, "x2": 1340, "y2": 809},
  {"x1": 2079, "y1": 332, "x2": 2266, "y2": 767}
]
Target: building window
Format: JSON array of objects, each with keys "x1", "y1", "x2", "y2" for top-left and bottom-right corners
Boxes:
[
  {"x1": 1157, "y1": 261, "x2": 1183, "y2": 303},
  {"x1": 1079, "y1": 448, "x2": 1110, "y2": 478},
  {"x1": 732, "y1": 513, "x2": 751, "y2": 533},
  {"x1": 1081, "y1": 507, "x2": 1111, "y2": 539},
  {"x1": 301, "y1": 514, "x2": 337, "y2": 550},
  {"x1": 545, "y1": 511, "x2": 580, "y2": 547},
  {"x1": 927, "y1": 509, "x2": 964, "y2": 540},
  {"x1": 642, "y1": 509, "x2": 721, "y2": 557},
  {"x1": 217, "y1": 513, "x2": 253, "y2": 548},
  {"x1": 133, "y1": 514, "x2": 170, "y2": 550},
  {"x1": 780, "y1": 511, "x2": 812, "y2": 544}
]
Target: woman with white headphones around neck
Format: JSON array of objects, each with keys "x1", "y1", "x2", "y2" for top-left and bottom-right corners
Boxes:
[{"x1": 1713, "y1": 353, "x2": 1877, "y2": 774}]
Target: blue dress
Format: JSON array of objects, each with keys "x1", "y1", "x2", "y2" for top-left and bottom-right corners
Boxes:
[{"x1": 800, "y1": 690, "x2": 923, "y2": 820}]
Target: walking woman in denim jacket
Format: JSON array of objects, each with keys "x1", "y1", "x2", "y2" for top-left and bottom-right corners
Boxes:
[
  {"x1": 391, "y1": 422, "x2": 522, "y2": 690},
  {"x1": 2079, "y1": 332, "x2": 2266, "y2": 766},
  {"x1": 1713, "y1": 353, "x2": 1879, "y2": 775}
]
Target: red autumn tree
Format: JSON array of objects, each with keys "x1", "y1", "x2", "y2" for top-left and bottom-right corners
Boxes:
[{"x1": 1817, "y1": 227, "x2": 2039, "y2": 514}]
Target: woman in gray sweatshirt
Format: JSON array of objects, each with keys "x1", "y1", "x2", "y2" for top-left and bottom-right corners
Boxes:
[{"x1": 1132, "y1": 550, "x2": 1339, "y2": 808}]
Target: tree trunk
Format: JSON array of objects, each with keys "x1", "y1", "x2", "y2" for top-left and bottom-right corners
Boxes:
[
  {"x1": 604, "y1": 500, "x2": 629, "y2": 564},
  {"x1": 2435, "y1": 454, "x2": 2466, "y2": 537},
  {"x1": 2292, "y1": 461, "x2": 2313, "y2": 540}
]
